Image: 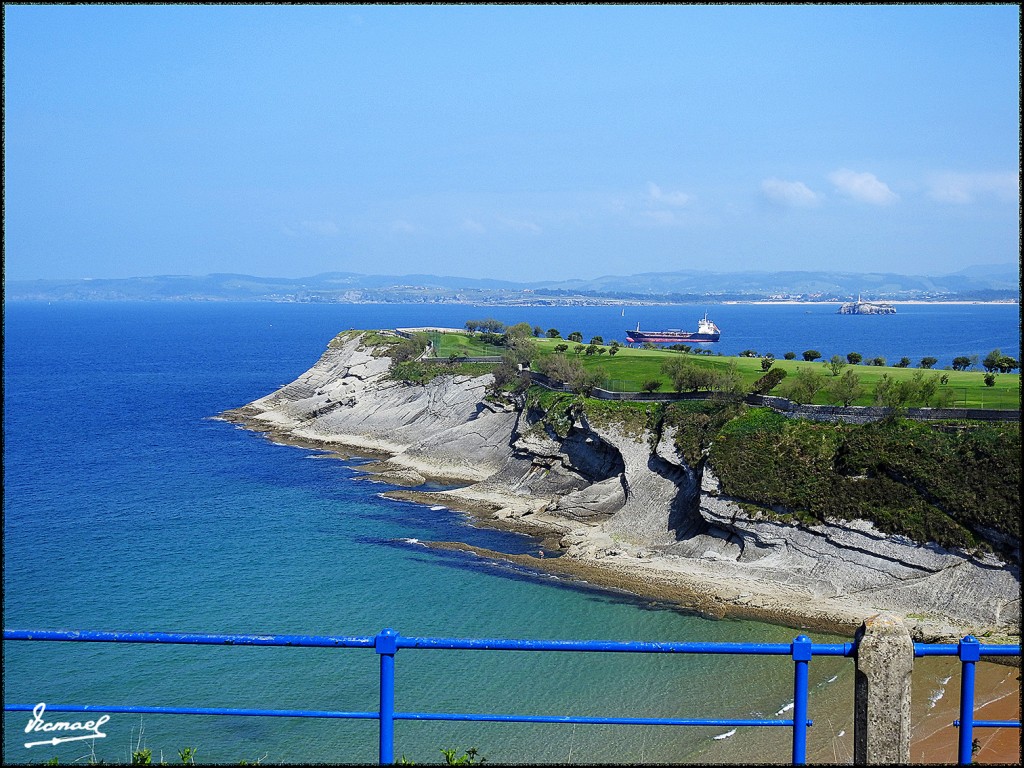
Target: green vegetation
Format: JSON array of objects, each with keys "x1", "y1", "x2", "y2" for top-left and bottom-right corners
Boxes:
[
  {"x1": 711, "y1": 410, "x2": 1020, "y2": 552},
  {"x1": 354, "y1": 328, "x2": 1020, "y2": 410}
]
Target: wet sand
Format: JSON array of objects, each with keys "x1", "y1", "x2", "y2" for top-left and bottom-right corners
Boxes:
[{"x1": 910, "y1": 659, "x2": 1021, "y2": 765}]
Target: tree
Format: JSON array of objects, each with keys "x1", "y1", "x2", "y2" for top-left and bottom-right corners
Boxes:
[
  {"x1": 740, "y1": 349, "x2": 759, "y2": 358},
  {"x1": 919, "y1": 357, "x2": 938, "y2": 369},
  {"x1": 984, "y1": 373, "x2": 996, "y2": 387},
  {"x1": 751, "y1": 367, "x2": 787, "y2": 395},
  {"x1": 827, "y1": 368, "x2": 864, "y2": 406},
  {"x1": 546, "y1": 328, "x2": 561, "y2": 338},
  {"x1": 870, "y1": 357, "x2": 886, "y2": 366},
  {"x1": 872, "y1": 373, "x2": 900, "y2": 407},
  {"x1": 640, "y1": 379, "x2": 662, "y2": 393},
  {"x1": 996, "y1": 355, "x2": 1019, "y2": 373},
  {"x1": 553, "y1": 343, "x2": 568, "y2": 353},
  {"x1": 895, "y1": 357, "x2": 911, "y2": 368},
  {"x1": 573, "y1": 344, "x2": 585, "y2": 355},
  {"x1": 504, "y1": 322, "x2": 533, "y2": 344},
  {"x1": 760, "y1": 357, "x2": 774, "y2": 371},
  {"x1": 827, "y1": 354, "x2": 846, "y2": 376},
  {"x1": 782, "y1": 368, "x2": 825, "y2": 404},
  {"x1": 712, "y1": 362, "x2": 744, "y2": 398},
  {"x1": 608, "y1": 341, "x2": 620, "y2": 356},
  {"x1": 589, "y1": 335, "x2": 604, "y2": 345},
  {"x1": 951, "y1": 356, "x2": 973, "y2": 371},
  {"x1": 661, "y1": 357, "x2": 709, "y2": 393},
  {"x1": 784, "y1": 351, "x2": 796, "y2": 360},
  {"x1": 983, "y1": 349, "x2": 1002, "y2": 372},
  {"x1": 846, "y1": 352, "x2": 863, "y2": 365},
  {"x1": 802, "y1": 350, "x2": 822, "y2": 362},
  {"x1": 585, "y1": 343, "x2": 599, "y2": 356},
  {"x1": 532, "y1": 325, "x2": 543, "y2": 337},
  {"x1": 568, "y1": 331, "x2": 583, "y2": 343}
]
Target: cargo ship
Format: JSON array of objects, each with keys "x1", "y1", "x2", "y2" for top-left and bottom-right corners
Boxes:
[{"x1": 625, "y1": 313, "x2": 721, "y2": 344}]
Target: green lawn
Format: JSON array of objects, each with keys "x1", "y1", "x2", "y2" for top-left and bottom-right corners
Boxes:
[{"x1": 425, "y1": 331, "x2": 1021, "y2": 410}]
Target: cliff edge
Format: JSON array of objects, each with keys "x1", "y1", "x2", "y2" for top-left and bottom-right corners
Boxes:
[{"x1": 219, "y1": 332, "x2": 1020, "y2": 642}]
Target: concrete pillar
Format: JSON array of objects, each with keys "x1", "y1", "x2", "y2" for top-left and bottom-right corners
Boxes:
[{"x1": 854, "y1": 612, "x2": 914, "y2": 764}]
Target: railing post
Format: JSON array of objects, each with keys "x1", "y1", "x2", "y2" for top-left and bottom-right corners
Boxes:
[
  {"x1": 791, "y1": 634, "x2": 812, "y2": 765},
  {"x1": 853, "y1": 613, "x2": 913, "y2": 764},
  {"x1": 375, "y1": 628, "x2": 399, "y2": 765},
  {"x1": 957, "y1": 635, "x2": 980, "y2": 765}
]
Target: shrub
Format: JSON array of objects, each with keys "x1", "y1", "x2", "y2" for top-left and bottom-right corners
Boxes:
[{"x1": 751, "y1": 367, "x2": 787, "y2": 395}]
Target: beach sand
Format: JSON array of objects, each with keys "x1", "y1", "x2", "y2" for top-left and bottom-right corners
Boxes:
[{"x1": 910, "y1": 658, "x2": 1021, "y2": 765}]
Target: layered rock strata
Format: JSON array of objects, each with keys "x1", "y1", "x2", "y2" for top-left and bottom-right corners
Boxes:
[{"x1": 220, "y1": 333, "x2": 1020, "y2": 642}]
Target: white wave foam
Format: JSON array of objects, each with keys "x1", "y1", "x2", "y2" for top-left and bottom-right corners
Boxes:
[
  {"x1": 775, "y1": 702, "x2": 795, "y2": 715},
  {"x1": 712, "y1": 729, "x2": 736, "y2": 740},
  {"x1": 928, "y1": 688, "x2": 945, "y2": 708},
  {"x1": 430, "y1": 505, "x2": 447, "y2": 511}
]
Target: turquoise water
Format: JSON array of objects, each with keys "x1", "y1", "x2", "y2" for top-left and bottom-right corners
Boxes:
[{"x1": 3, "y1": 301, "x2": 1017, "y2": 764}]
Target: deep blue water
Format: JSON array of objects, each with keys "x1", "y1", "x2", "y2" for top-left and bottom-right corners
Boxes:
[{"x1": 3, "y1": 301, "x2": 1017, "y2": 764}]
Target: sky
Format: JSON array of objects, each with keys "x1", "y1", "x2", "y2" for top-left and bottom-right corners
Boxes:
[{"x1": 3, "y1": 4, "x2": 1020, "y2": 283}]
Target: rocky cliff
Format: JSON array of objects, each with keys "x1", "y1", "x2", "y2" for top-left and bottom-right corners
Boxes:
[{"x1": 220, "y1": 332, "x2": 1020, "y2": 641}]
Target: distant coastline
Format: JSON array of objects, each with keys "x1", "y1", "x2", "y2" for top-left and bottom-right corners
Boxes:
[{"x1": 5, "y1": 268, "x2": 1018, "y2": 305}]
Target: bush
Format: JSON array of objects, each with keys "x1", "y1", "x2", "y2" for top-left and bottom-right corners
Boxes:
[{"x1": 751, "y1": 367, "x2": 787, "y2": 395}]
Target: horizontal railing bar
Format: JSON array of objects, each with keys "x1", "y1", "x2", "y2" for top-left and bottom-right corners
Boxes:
[
  {"x1": 954, "y1": 719, "x2": 1022, "y2": 728},
  {"x1": 3, "y1": 630, "x2": 856, "y2": 656},
  {"x1": 394, "y1": 712, "x2": 810, "y2": 727},
  {"x1": 3, "y1": 629, "x2": 374, "y2": 649},
  {"x1": 399, "y1": 637, "x2": 797, "y2": 654},
  {"x1": 5, "y1": 703, "x2": 377, "y2": 719},
  {"x1": 913, "y1": 643, "x2": 1021, "y2": 657}
]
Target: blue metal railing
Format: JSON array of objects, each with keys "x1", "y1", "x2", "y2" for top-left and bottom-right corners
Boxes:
[
  {"x1": 3, "y1": 628, "x2": 1020, "y2": 764},
  {"x1": 914, "y1": 636, "x2": 1021, "y2": 764}
]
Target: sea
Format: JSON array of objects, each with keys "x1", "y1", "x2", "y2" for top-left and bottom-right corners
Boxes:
[{"x1": 2, "y1": 300, "x2": 1019, "y2": 765}]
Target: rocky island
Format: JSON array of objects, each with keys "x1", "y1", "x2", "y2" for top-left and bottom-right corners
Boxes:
[{"x1": 219, "y1": 330, "x2": 1020, "y2": 643}]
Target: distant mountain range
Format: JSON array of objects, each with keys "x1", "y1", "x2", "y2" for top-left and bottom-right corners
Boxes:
[{"x1": 5, "y1": 266, "x2": 1019, "y2": 304}]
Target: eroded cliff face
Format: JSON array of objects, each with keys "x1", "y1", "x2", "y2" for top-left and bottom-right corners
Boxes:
[{"x1": 221, "y1": 333, "x2": 1020, "y2": 638}]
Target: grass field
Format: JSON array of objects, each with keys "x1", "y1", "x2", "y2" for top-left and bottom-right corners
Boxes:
[{"x1": 427, "y1": 331, "x2": 1021, "y2": 410}]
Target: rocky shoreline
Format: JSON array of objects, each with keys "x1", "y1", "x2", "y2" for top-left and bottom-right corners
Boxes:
[{"x1": 218, "y1": 331, "x2": 1020, "y2": 645}]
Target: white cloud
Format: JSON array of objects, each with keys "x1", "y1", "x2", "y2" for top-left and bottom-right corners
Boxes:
[
  {"x1": 647, "y1": 182, "x2": 691, "y2": 207},
  {"x1": 828, "y1": 169, "x2": 899, "y2": 205},
  {"x1": 760, "y1": 178, "x2": 820, "y2": 207},
  {"x1": 460, "y1": 218, "x2": 486, "y2": 233},
  {"x1": 926, "y1": 172, "x2": 1019, "y2": 204}
]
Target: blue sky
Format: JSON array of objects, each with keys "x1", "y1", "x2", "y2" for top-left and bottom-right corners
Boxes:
[{"x1": 3, "y1": 4, "x2": 1019, "y2": 282}]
